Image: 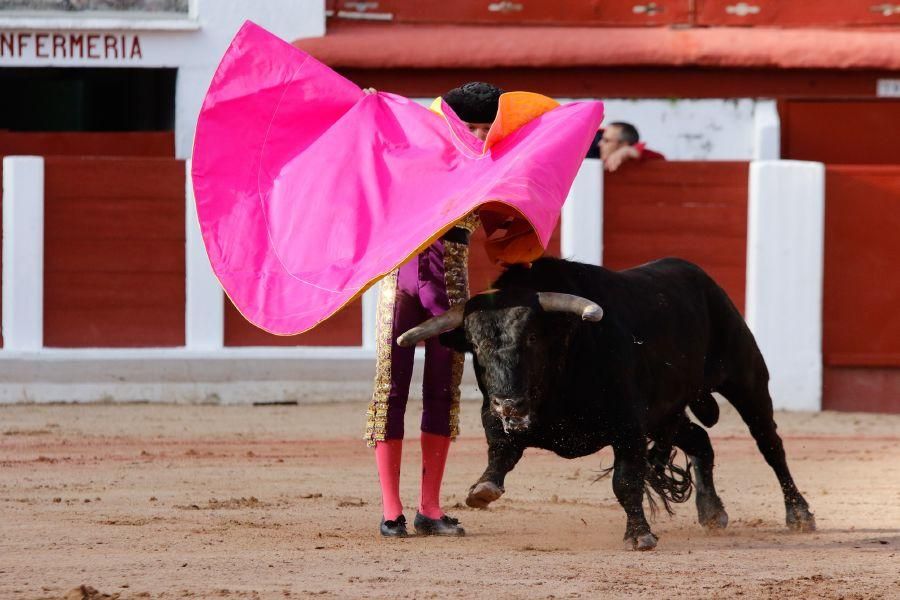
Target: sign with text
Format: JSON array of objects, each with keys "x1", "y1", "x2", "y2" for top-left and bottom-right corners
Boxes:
[{"x1": 0, "y1": 31, "x2": 143, "y2": 60}]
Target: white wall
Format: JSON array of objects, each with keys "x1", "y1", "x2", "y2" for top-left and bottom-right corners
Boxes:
[
  {"x1": 600, "y1": 98, "x2": 772, "y2": 160},
  {"x1": 0, "y1": 0, "x2": 326, "y2": 157}
]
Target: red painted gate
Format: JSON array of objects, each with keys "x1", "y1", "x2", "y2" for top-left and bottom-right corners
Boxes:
[
  {"x1": 43, "y1": 157, "x2": 186, "y2": 347},
  {"x1": 822, "y1": 166, "x2": 900, "y2": 413},
  {"x1": 603, "y1": 161, "x2": 749, "y2": 311}
]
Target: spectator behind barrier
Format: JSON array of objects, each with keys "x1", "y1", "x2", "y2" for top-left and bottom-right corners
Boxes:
[{"x1": 585, "y1": 121, "x2": 666, "y2": 171}]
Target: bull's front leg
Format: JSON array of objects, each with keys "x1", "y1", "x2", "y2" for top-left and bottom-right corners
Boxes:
[
  {"x1": 466, "y1": 438, "x2": 524, "y2": 509},
  {"x1": 612, "y1": 442, "x2": 658, "y2": 551}
]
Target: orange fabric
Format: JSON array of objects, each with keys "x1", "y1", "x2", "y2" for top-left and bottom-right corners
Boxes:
[{"x1": 484, "y1": 92, "x2": 560, "y2": 151}]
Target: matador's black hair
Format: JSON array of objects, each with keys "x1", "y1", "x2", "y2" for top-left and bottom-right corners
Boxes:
[{"x1": 442, "y1": 82, "x2": 504, "y2": 124}]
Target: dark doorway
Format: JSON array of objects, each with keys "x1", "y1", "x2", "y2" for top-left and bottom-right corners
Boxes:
[{"x1": 0, "y1": 67, "x2": 176, "y2": 132}]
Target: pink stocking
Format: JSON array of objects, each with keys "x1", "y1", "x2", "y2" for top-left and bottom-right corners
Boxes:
[
  {"x1": 374, "y1": 439, "x2": 404, "y2": 520},
  {"x1": 419, "y1": 432, "x2": 451, "y2": 519}
]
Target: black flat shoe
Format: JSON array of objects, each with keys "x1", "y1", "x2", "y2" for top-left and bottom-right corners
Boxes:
[
  {"x1": 413, "y1": 512, "x2": 466, "y2": 537},
  {"x1": 380, "y1": 514, "x2": 408, "y2": 537}
]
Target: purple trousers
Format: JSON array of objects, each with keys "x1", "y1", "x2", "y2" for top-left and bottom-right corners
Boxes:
[{"x1": 365, "y1": 235, "x2": 469, "y2": 445}]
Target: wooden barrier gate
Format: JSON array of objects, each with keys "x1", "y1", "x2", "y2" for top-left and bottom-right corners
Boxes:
[
  {"x1": 1, "y1": 131, "x2": 175, "y2": 348},
  {"x1": 822, "y1": 166, "x2": 900, "y2": 412},
  {"x1": 43, "y1": 157, "x2": 186, "y2": 347},
  {"x1": 603, "y1": 161, "x2": 749, "y2": 311}
]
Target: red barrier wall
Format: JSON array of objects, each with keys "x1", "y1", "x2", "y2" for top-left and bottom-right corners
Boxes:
[
  {"x1": 43, "y1": 157, "x2": 185, "y2": 347},
  {"x1": 603, "y1": 161, "x2": 749, "y2": 311},
  {"x1": 823, "y1": 165, "x2": 900, "y2": 413},
  {"x1": 780, "y1": 101, "x2": 900, "y2": 164},
  {"x1": 1, "y1": 131, "x2": 174, "y2": 348},
  {"x1": 224, "y1": 298, "x2": 363, "y2": 347},
  {"x1": 0, "y1": 131, "x2": 174, "y2": 157}
]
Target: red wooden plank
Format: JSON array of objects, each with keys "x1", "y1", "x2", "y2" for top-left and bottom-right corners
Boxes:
[
  {"x1": 697, "y1": 0, "x2": 900, "y2": 28},
  {"x1": 45, "y1": 201, "x2": 183, "y2": 241},
  {"x1": 823, "y1": 367, "x2": 900, "y2": 414},
  {"x1": 823, "y1": 166, "x2": 900, "y2": 367},
  {"x1": 44, "y1": 157, "x2": 184, "y2": 199},
  {"x1": 0, "y1": 131, "x2": 174, "y2": 157},
  {"x1": 44, "y1": 307, "x2": 185, "y2": 348},
  {"x1": 364, "y1": 0, "x2": 692, "y2": 26},
  {"x1": 603, "y1": 161, "x2": 749, "y2": 311},
  {"x1": 42, "y1": 158, "x2": 186, "y2": 347},
  {"x1": 224, "y1": 297, "x2": 363, "y2": 347},
  {"x1": 559, "y1": 1, "x2": 691, "y2": 26},
  {"x1": 44, "y1": 240, "x2": 185, "y2": 273},
  {"x1": 780, "y1": 100, "x2": 900, "y2": 164},
  {"x1": 605, "y1": 203, "x2": 747, "y2": 237},
  {"x1": 44, "y1": 272, "x2": 185, "y2": 310}
]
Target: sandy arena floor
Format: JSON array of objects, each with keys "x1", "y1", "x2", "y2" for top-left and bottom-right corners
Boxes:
[{"x1": 1, "y1": 400, "x2": 899, "y2": 599}]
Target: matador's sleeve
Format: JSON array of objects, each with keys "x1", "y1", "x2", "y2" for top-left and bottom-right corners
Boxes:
[{"x1": 455, "y1": 211, "x2": 481, "y2": 233}]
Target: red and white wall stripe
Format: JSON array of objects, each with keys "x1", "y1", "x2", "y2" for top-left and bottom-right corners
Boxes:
[{"x1": 3, "y1": 155, "x2": 896, "y2": 412}]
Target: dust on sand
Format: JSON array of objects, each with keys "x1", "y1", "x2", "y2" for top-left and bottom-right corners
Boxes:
[{"x1": 1, "y1": 401, "x2": 898, "y2": 599}]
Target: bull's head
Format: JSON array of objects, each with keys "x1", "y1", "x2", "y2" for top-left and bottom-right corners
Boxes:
[{"x1": 397, "y1": 290, "x2": 603, "y2": 433}]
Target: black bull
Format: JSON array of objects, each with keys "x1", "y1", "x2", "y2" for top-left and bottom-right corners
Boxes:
[{"x1": 398, "y1": 257, "x2": 815, "y2": 550}]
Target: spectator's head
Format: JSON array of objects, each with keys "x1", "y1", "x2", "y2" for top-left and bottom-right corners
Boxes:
[
  {"x1": 443, "y1": 82, "x2": 504, "y2": 141},
  {"x1": 599, "y1": 122, "x2": 640, "y2": 160}
]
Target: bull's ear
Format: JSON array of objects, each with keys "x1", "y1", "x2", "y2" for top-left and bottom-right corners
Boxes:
[{"x1": 438, "y1": 328, "x2": 471, "y2": 353}]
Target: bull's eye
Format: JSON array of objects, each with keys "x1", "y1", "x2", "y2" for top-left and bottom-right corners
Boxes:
[{"x1": 526, "y1": 333, "x2": 537, "y2": 345}]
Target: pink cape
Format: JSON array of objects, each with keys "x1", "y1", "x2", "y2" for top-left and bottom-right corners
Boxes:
[{"x1": 192, "y1": 21, "x2": 604, "y2": 335}]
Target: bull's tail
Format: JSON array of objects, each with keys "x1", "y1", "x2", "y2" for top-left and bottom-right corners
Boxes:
[
  {"x1": 591, "y1": 446, "x2": 694, "y2": 518},
  {"x1": 644, "y1": 447, "x2": 693, "y2": 518}
]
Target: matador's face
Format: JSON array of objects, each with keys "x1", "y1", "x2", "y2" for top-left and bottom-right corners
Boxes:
[{"x1": 466, "y1": 122, "x2": 492, "y2": 141}]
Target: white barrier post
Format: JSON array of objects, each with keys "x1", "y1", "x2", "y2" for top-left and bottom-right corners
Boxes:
[
  {"x1": 753, "y1": 100, "x2": 781, "y2": 161},
  {"x1": 561, "y1": 158, "x2": 604, "y2": 265},
  {"x1": 745, "y1": 160, "x2": 825, "y2": 411},
  {"x1": 184, "y1": 159, "x2": 224, "y2": 349},
  {"x1": 362, "y1": 282, "x2": 380, "y2": 351},
  {"x1": 2, "y1": 157, "x2": 45, "y2": 352}
]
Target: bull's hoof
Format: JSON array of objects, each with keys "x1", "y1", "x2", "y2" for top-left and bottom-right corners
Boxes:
[
  {"x1": 466, "y1": 481, "x2": 504, "y2": 509},
  {"x1": 697, "y1": 497, "x2": 729, "y2": 530},
  {"x1": 786, "y1": 504, "x2": 816, "y2": 532},
  {"x1": 700, "y1": 508, "x2": 729, "y2": 530},
  {"x1": 627, "y1": 532, "x2": 658, "y2": 551}
]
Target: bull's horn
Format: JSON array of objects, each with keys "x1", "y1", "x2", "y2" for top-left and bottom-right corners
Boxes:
[
  {"x1": 537, "y1": 292, "x2": 604, "y2": 321},
  {"x1": 396, "y1": 304, "x2": 465, "y2": 347}
]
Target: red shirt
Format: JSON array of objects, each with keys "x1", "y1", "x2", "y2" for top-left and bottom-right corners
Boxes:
[{"x1": 634, "y1": 142, "x2": 666, "y2": 161}]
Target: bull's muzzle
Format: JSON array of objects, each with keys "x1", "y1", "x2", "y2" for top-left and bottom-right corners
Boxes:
[{"x1": 490, "y1": 395, "x2": 531, "y2": 433}]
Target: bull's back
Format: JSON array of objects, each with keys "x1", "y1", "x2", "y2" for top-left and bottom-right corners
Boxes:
[
  {"x1": 618, "y1": 258, "x2": 764, "y2": 393},
  {"x1": 517, "y1": 257, "x2": 723, "y2": 338},
  {"x1": 499, "y1": 257, "x2": 752, "y2": 409}
]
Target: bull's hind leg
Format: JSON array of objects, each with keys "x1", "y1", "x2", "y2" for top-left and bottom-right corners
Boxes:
[
  {"x1": 674, "y1": 421, "x2": 728, "y2": 530},
  {"x1": 613, "y1": 442, "x2": 658, "y2": 551},
  {"x1": 720, "y1": 381, "x2": 816, "y2": 532},
  {"x1": 466, "y1": 440, "x2": 523, "y2": 509}
]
